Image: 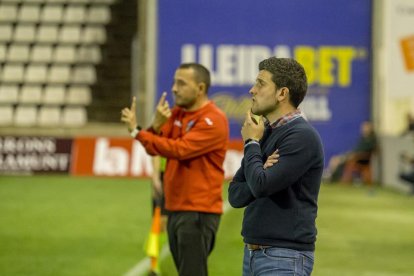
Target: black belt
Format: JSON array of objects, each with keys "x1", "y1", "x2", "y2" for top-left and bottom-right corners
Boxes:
[{"x1": 246, "y1": 244, "x2": 272, "y2": 251}]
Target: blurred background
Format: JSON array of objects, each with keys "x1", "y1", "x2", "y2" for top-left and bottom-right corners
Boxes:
[{"x1": 1, "y1": 0, "x2": 414, "y2": 275}]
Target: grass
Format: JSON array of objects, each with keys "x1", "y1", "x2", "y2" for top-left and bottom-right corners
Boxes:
[
  {"x1": 0, "y1": 176, "x2": 151, "y2": 276},
  {"x1": 1, "y1": 176, "x2": 414, "y2": 275},
  {"x1": 314, "y1": 185, "x2": 414, "y2": 276}
]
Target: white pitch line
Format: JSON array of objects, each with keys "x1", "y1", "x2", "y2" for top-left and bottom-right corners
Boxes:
[
  {"x1": 123, "y1": 202, "x2": 232, "y2": 276},
  {"x1": 124, "y1": 245, "x2": 170, "y2": 276}
]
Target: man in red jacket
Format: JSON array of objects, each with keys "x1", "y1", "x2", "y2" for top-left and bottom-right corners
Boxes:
[{"x1": 121, "y1": 63, "x2": 229, "y2": 276}]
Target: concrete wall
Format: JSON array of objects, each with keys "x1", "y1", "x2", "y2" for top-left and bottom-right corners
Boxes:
[{"x1": 379, "y1": 134, "x2": 414, "y2": 192}]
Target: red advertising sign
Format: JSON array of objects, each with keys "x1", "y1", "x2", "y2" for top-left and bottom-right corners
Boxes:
[
  {"x1": 71, "y1": 137, "x2": 244, "y2": 178},
  {"x1": 71, "y1": 137, "x2": 153, "y2": 177}
]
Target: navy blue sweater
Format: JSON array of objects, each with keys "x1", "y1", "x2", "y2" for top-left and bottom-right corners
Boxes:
[{"x1": 228, "y1": 117, "x2": 324, "y2": 251}]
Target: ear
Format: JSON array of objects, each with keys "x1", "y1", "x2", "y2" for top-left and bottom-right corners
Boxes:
[
  {"x1": 198, "y1": 82, "x2": 207, "y2": 94},
  {"x1": 277, "y1": 87, "x2": 290, "y2": 101}
]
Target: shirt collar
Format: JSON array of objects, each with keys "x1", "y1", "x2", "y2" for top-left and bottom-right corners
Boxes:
[{"x1": 269, "y1": 109, "x2": 302, "y2": 129}]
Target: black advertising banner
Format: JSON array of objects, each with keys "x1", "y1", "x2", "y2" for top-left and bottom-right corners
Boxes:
[{"x1": 0, "y1": 136, "x2": 73, "y2": 174}]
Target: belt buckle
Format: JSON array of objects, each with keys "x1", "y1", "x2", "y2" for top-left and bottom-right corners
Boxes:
[
  {"x1": 247, "y1": 244, "x2": 257, "y2": 251},
  {"x1": 247, "y1": 244, "x2": 270, "y2": 251}
]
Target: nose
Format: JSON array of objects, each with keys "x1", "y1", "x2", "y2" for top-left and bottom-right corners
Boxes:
[
  {"x1": 249, "y1": 86, "x2": 256, "y2": 96},
  {"x1": 172, "y1": 83, "x2": 178, "y2": 94}
]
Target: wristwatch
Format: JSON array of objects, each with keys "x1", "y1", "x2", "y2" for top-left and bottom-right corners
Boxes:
[{"x1": 244, "y1": 138, "x2": 259, "y2": 145}]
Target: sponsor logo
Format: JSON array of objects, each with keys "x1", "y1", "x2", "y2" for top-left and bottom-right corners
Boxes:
[
  {"x1": 400, "y1": 35, "x2": 414, "y2": 71},
  {"x1": 174, "y1": 120, "x2": 182, "y2": 128},
  {"x1": 204, "y1": 118, "x2": 213, "y2": 126}
]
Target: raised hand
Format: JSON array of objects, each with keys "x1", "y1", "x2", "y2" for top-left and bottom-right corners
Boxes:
[
  {"x1": 121, "y1": 97, "x2": 137, "y2": 132},
  {"x1": 152, "y1": 92, "x2": 171, "y2": 133},
  {"x1": 264, "y1": 150, "x2": 279, "y2": 169},
  {"x1": 241, "y1": 109, "x2": 265, "y2": 142}
]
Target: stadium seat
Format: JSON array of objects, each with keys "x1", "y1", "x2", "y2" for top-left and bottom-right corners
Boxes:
[
  {"x1": 41, "y1": 5, "x2": 63, "y2": 23},
  {"x1": 2, "y1": 64, "x2": 24, "y2": 82},
  {"x1": 66, "y1": 86, "x2": 91, "y2": 105},
  {"x1": 59, "y1": 26, "x2": 82, "y2": 44},
  {"x1": 43, "y1": 85, "x2": 66, "y2": 105},
  {"x1": 54, "y1": 46, "x2": 76, "y2": 63},
  {"x1": 62, "y1": 106, "x2": 87, "y2": 126},
  {"x1": 25, "y1": 65, "x2": 48, "y2": 83},
  {"x1": 77, "y1": 46, "x2": 101, "y2": 63},
  {"x1": 18, "y1": 5, "x2": 41, "y2": 22},
  {"x1": 82, "y1": 26, "x2": 106, "y2": 44},
  {"x1": 0, "y1": 85, "x2": 19, "y2": 104},
  {"x1": 38, "y1": 106, "x2": 61, "y2": 126},
  {"x1": 48, "y1": 65, "x2": 71, "y2": 83},
  {"x1": 87, "y1": 6, "x2": 110, "y2": 24},
  {"x1": 31, "y1": 45, "x2": 53, "y2": 62},
  {"x1": 0, "y1": 25, "x2": 13, "y2": 41},
  {"x1": 64, "y1": 6, "x2": 86, "y2": 23},
  {"x1": 95, "y1": 0, "x2": 116, "y2": 4},
  {"x1": 69, "y1": 0, "x2": 91, "y2": 3},
  {"x1": 37, "y1": 25, "x2": 59, "y2": 43},
  {"x1": 46, "y1": 0, "x2": 67, "y2": 3},
  {"x1": 14, "y1": 105, "x2": 38, "y2": 126},
  {"x1": 0, "y1": 4, "x2": 18, "y2": 22},
  {"x1": 0, "y1": 105, "x2": 14, "y2": 126},
  {"x1": 72, "y1": 66, "x2": 96, "y2": 84},
  {"x1": 7, "y1": 45, "x2": 30, "y2": 62},
  {"x1": 13, "y1": 25, "x2": 36, "y2": 42},
  {"x1": 25, "y1": 0, "x2": 46, "y2": 3},
  {"x1": 19, "y1": 85, "x2": 43, "y2": 104}
]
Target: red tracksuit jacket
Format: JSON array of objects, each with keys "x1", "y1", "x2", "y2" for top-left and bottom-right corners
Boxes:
[{"x1": 135, "y1": 101, "x2": 229, "y2": 214}]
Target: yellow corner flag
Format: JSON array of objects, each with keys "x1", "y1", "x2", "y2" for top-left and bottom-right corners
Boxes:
[{"x1": 146, "y1": 206, "x2": 161, "y2": 258}]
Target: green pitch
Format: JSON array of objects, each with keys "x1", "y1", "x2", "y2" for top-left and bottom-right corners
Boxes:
[{"x1": 1, "y1": 176, "x2": 414, "y2": 276}]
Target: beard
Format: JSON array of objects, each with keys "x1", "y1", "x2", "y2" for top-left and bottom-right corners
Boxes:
[
  {"x1": 252, "y1": 100, "x2": 279, "y2": 116},
  {"x1": 174, "y1": 95, "x2": 197, "y2": 109}
]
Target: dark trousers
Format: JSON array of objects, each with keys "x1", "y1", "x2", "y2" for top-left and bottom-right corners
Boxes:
[
  {"x1": 167, "y1": 211, "x2": 220, "y2": 276},
  {"x1": 400, "y1": 172, "x2": 414, "y2": 194},
  {"x1": 400, "y1": 172, "x2": 414, "y2": 184}
]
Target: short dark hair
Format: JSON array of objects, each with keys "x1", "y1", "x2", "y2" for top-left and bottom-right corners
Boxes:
[
  {"x1": 258, "y1": 57, "x2": 308, "y2": 108},
  {"x1": 178, "y1": 63, "x2": 211, "y2": 93}
]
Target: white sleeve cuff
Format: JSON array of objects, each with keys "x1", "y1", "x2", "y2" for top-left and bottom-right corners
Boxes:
[
  {"x1": 130, "y1": 128, "x2": 140, "y2": 138},
  {"x1": 244, "y1": 140, "x2": 260, "y2": 148}
]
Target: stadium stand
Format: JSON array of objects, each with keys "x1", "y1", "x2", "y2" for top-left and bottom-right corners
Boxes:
[{"x1": 0, "y1": 0, "x2": 135, "y2": 129}]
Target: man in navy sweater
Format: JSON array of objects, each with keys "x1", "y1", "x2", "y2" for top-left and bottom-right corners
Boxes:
[{"x1": 228, "y1": 57, "x2": 324, "y2": 276}]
